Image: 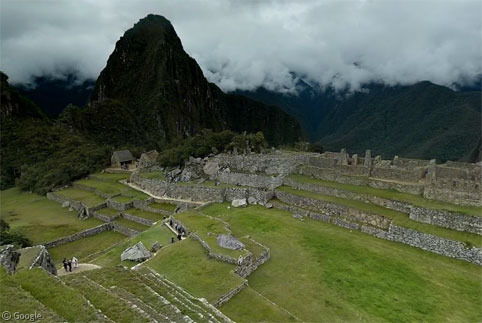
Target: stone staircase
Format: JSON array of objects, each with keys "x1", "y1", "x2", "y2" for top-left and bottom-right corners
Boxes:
[{"x1": 62, "y1": 266, "x2": 232, "y2": 323}]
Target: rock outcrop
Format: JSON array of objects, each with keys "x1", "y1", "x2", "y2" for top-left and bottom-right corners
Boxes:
[
  {"x1": 121, "y1": 242, "x2": 152, "y2": 262},
  {"x1": 0, "y1": 245, "x2": 20, "y2": 274},
  {"x1": 231, "y1": 199, "x2": 247, "y2": 208},
  {"x1": 217, "y1": 235, "x2": 245, "y2": 250}
]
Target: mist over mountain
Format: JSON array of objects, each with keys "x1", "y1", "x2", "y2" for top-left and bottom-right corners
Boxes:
[
  {"x1": 16, "y1": 75, "x2": 95, "y2": 117},
  {"x1": 236, "y1": 79, "x2": 481, "y2": 162}
]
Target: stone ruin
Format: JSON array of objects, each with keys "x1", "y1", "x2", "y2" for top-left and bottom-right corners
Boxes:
[{"x1": 0, "y1": 244, "x2": 57, "y2": 275}]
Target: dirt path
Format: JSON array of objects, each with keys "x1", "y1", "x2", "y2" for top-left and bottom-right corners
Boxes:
[
  {"x1": 121, "y1": 180, "x2": 205, "y2": 205},
  {"x1": 58, "y1": 263, "x2": 101, "y2": 276}
]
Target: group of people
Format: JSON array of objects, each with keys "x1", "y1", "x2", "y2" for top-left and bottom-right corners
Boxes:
[
  {"x1": 62, "y1": 257, "x2": 78, "y2": 272},
  {"x1": 169, "y1": 219, "x2": 186, "y2": 243}
]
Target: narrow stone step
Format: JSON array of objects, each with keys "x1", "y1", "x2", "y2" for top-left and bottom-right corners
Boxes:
[
  {"x1": 140, "y1": 268, "x2": 232, "y2": 323},
  {"x1": 141, "y1": 273, "x2": 201, "y2": 322},
  {"x1": 85, "y1": 268, "x2": 182, "y2": 322},
  {"x1": 80, "y1": 275, "x2": 156, "y2": 322}
]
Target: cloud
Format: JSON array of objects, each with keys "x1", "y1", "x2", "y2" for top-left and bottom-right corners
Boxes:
[{"x1": 1, "y1": 0, "x2": 480, "y2": 92}]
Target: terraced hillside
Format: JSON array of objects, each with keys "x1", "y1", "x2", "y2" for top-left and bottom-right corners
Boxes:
[{"x1": 2, "y1": 150, "x2": 481, "y2": 322}]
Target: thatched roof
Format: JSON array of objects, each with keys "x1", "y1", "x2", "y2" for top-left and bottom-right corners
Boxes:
[{"x1": 112, "y1": 150, "x2": 134, "y2": 163}]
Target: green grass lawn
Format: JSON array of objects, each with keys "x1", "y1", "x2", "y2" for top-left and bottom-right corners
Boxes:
[
  {"x1": 114, "y1": 217, "x2": 150, "y2": 232},
  {"x1": 55, "y1": 187, "x2": 106, "y2": 207},
  {"x1": 16, "y1": 246, "x2": 42, "y2": 270},
  {"x1": 145, "y1": 238, "x2": 246, "y2": 303},
  {"x1": 122, "y1": 188, "x2": 150, "y2": 200},
  {"x1": 278, "y1": 186, "x2": 482, "y2": 247},
  {"x1": 112, "y1": 195, "x2": 133, "y2": 203},
  {"x1": 148, "y1": 202, "x2": 177, "y2": 212},
  {"x1": 289, "y1": 174, "x2": 482, "y2": 216},
  {"x1": 125, "y1": 208, "x2": 164, "y2": 222},
  {"x1": 0, "y1": 188, "x2": 104, "y2": 244},
  {"x1": 90, "y1": 172, "x2": 130, "y2": 181},
  {"x1": 48, "y1": 230, "x2": 126, "y2": 265},
  {"x1": 91, "y1": 223, "x2": 174, "y2": 268},
  {"x1": 0, "y1": 268, "x2": 63, "y2": 322},
  {"x1": 220, "y1": 286, "x2": 297, "y2": 322},
  {"x1": 9, "y1": 268, "x2": 100, "y2": 322},
  {"x1": 75, "y1": 178, "x2": 149, "y2": 200},
  {"x1": 201, "y1": 203, "x2": 482, "y2": 323},
  {"x1": 74, "y1": 178, "x2": 128, "y2": 196},
  {"x1": 176, "y1": 211, "x2": 246, "y2": 258},
  {"x1": 95, "y1": 207, "x2": 120, "y2": 218},
  {"x1": 139, "y1": 171, "x2": 166, "y2": 180}
]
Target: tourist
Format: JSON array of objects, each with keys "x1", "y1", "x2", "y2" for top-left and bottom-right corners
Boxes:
[
  {"x1": 169, "y1": 219, "x2": 173, "y2": 226},
  {"x1": 177, "y1": 233, "x2": 181, "y2": 241},
  {"x1": 67, "y1": 259, "x2": 72, "y2": 272},
  {"x1": 62, "y1": 258, "x2": 68, "y2": 272},
  {"x1": 72, "y1": 256, "x2": 79, "y2": 268},
  {"x1": 171, "y1": 237, "x2": 175, "y2": 244}
]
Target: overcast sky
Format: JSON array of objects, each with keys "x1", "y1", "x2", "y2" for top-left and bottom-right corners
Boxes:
[{"x1": 1, "y1": 0, "x2": 480, "y2": 93}]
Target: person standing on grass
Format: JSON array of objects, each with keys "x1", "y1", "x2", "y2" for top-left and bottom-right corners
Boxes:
[
  {"x1": 171, "y1": 237, "x2": 175, "y2": 244},
  {"x1": 72, "y1": 257, "x2": 78, "y2": 268},
  {"x1": 62, "y1": 258, "x2": 68, "y2": 272},
  {"x1": 67, "y1": 259, "x2": 72, "y2": 272}
]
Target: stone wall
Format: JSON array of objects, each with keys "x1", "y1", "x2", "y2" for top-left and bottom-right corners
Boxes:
[
  {"x1": 111, "y1": 222, "x2": 139, "y2": 236},
  {"x1": 107, "y1": 199, "x2": 133, "y2": 211},
  {"x1": 214, "y1": 280, "x2": 248, "y2": 308},
  {"x1": 46, "y1": 192, "x2": 106, "y2": 219},
  {"x1": 44, "y1": 223, "x2": 112, "y2": 248},
  {"x1": 284, "y1": 177, "x2": 481, "y2": 234},
  {"x1": 362, "y1": 224, "x2": 482, "y2": 265},
  {"x1": 122, "y1": 212, "x2": 155, "y2": 226},
  {"x1": 131, "y1": 173, "x2": 275, "y2": 205},
  {"x1": 408, "y1": 207, "x2": 482, "y2": 235},
  {"x1": 299, "y1": 166, "x2": 370, "y2": 186},
  {"x1": 91, "y1": 210, "x2": 117, "y2": 223},
  {"x1": 216, "y1": 171, "x2": 283, "y2": 189},
  {"x1": 234, "y1": 239, "x2": 270, "y2": 278},
  {"x1": 73, "y1": 182, "x2": 114, "y2": 199},
  {"x1": 212, "y1": 152, "x2": 312, "y2": 175},
  {"x1": 367, "y1": 178, "x2": 424, "y2": 195},
  {"x1": 275, "y1": 191, "x2": 391, "y2": 229}
]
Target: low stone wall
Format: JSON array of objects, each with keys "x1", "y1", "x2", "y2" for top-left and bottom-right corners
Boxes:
[
  {"x1": 72, "y1": 182, "x2": 116, "y2": 199},
  {"x1": 122, "y1": 212, "x2": 154, "y2": 226},
  {"x1": 234, "y1": 239, "x2": 270, "y2": 278},
  {"x1": 272, "y1": 201, "x2": 332, "y2": 223},
  {"x1": 276, "y1": 191, "x2": 391, "y2": 229},
  {"x1": 362, "y1": 224, "x2": 482, "y2": 265},
  {"x1": 91, "y1": 211, "x2": 117, "y2": 223},
  {"x1": 408, "y1": 207, "x2": 482, "y2": 235},
  {"x1": 371, "y1": 167, "x2": 424, "y2": 182},
  {"x1": 132, "y1": 198, "x2": 154, "y2": 208},
  {"x1": 216, "y1": 171, "x2": 283, "y2": 189},
  {"x1": 214, "y1": 280, "x2": 248, "y2": 308},
  {"x1": 107, "y1": 199, "x2": 133, "y2": 211},
  {"x1": 284, "y1": 178, "x2": 481, "y2": 235},
  {"x1": 299, "y1": 166, "x2": 370, "y2": 186},
  {"x1": 139, "y1": 204, "x2": 171, "y2": 215},
  {"x1": 111, "y1": 223, "x2": 139, "y2": 236},
  {"x1": 44, "y1": 223, "x2": 112, "y2": 248},
  {"x1": 47, "y1": 192, "x2": 86, "y2": 213},
  {"x1": 368, "y1": 178, "x2": 424, "y2": 195},
  {"x1": 132, "y1": 174, "x2": 275, "y2": 205},
  {"x1": 212, "y1": 152, "x2": 311, "y2": 175},
  {"x1": 424, "y1": 186, "x2": 481, "y2": 207},
  {"x1": 191, "y1": 233, "x2": 238, "y2": 265}
]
